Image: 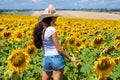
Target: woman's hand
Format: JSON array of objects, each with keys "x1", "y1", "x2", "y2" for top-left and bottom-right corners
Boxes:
[
  {"x1": 70, "y1": 57, "x2": 79, "y2": 62},
  {"x1": 48, "y1": 4, "x2": 55, "y2": 14}
]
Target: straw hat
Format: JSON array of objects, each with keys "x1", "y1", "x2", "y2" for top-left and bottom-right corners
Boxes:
[{"x1": 38, "y1": 7, "x2": 60, "y2": 22}]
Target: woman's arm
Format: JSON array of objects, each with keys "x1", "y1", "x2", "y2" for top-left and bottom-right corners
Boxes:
[{"x1": 51, "y1": 32, "x2": 78, "y2": 62}]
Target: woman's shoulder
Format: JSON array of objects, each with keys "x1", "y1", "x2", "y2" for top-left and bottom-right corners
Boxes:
[
  {"x1": 47, "y1": 26, "x2": 56, "y2": 31},
  {"x1": 45, "y1": 26, "x2": 56, "y2": 38}
]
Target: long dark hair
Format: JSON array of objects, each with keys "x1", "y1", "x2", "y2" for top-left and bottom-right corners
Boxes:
[{"x1": 33, "y1": 17, "x2": 53, "y2": 49}]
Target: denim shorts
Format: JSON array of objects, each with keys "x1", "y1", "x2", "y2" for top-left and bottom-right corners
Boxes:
[{"x1": 42, "y1": 55, "x2": 65, "y2": 72}]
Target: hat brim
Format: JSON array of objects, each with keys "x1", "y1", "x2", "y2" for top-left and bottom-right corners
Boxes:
[{"x1": 38, "y1": 14, "x2": 61, "y2": 22}]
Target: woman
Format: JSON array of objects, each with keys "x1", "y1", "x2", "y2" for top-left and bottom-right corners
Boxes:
[{"x1": 33, "y1": 4, "x2": 78, "y2": 80}]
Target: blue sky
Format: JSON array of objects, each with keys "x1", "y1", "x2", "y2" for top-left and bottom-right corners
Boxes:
[{"x1": 0, "y1": 0, "x2": 120, "y2": 9}]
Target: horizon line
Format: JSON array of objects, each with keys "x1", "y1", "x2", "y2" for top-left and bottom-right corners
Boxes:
[{"x1": 0, "y1": 8, "x2": 120, "y2": 10}]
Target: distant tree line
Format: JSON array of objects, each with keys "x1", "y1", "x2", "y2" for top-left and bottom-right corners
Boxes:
[
  {"x1": 0, "y1": 8, "x2": 120, "y2": 13},
  {"x1": 56, "y1": 8, "x2": 120, "y2": 12},
  {"x1": 0, "y1": 9, "x2": 32, "y2": 13}
]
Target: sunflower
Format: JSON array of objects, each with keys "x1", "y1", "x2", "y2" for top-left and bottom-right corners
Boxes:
[
  {"x1": 57, "y1": 30, "x2": 61, "y2": 36},
  {"x1": 1, "y1": 30, "x2": 11, "y2": 39},
  {"x1": 12, "y1": 30, "x2": 24, "y2": 42},
  {"x1": 69, "y1": 36, "x2": 76, "y2": 46},
  {"x1": 75, "y1": 32, "x2": 80, "y2": 38},
  {"x1": 68, "y1": 52, "x2": 75, "y2": 58},
  {"x1": 62, "y1": 36, "x2": 70, "y2": 49},
  {"x1": 74, "y1": 39, "x2": 83, "y2": 52},
  {"x1": 7, "y1": 49, "x2": 30, "y2": 73},
  {"x1": 92, "y1": 36, "x2": 105, "y2": 48},
  {"x1": 25, "y1": 45, "x2": 37, "y2": 56},
  {"x1": 26, "y1": 30, "x2": 33, "y2": 39},
  {"x1": 75, "y1": 62, "x2": 82, "y2": 69},
  {"x1": 100, "y1": 46, "x2": 116, "y2": 56},
  {"x1": 93, "y1": 56, "x2": 116, "y2": 80},
  {"x1": 68, "y1": 35, "x2": 77, "y2": 47},
  {"x1": 7, "y1": 38, "x2": 13, "y2": 43},
  {"x1": 114, "y1": 34, "x2": 120, "y2": 40}
]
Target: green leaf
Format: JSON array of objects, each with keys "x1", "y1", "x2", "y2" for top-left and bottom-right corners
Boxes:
[
  {"x1": 0, "y1": 66, "x2": 3, "y2": 70},
  {"x1": 30, "y1": 78, "x2": 35, "y2": 80}
]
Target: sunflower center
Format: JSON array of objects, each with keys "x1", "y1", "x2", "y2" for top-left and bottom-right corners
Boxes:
[
  {"x1": 28, "y1": 47, "x2": 34, "y2": 54},
  {"x1": 17, "y1": 33, "x2": 22, "y2": 38},
  {"x1": 28, "y1": 33, "x2": 31, "y2": 36},
  {"x1": 4, "y1": 32, "x2": 11, "y2": 38},
  {"x1": 115, "y1": 36, "x2": 120, "y2": 40},
  {"x1": 76, "y1": 42, "x2": 81, "y2": 47},
  {"x1": 64, "y1": 32, "x2": 66, "y2": 35},
  {"x1": 98, "y1": 58, "x2": 110, "y2": 70},
  {"x1": 106, "y1": 46, "x2": 115, "y2": 53},
  {"x1": 69, "y1": 38, "x2": 74, "y2": 44},
  {"x1": 0, "y1": 28, "x2": 4, "y2": 31},
  {"x1": 11, "y1": 52, "x2": 25, "y2": 67},
  {"x1": 94, "y1": 31, "x2": 100, "y2": 36},
  {"x1": 94, "y1": 37, "x2": 103, "y2": 44}
]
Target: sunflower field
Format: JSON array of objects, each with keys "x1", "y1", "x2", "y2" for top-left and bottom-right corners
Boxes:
[{"x1": 0, "y1": 14, "x2": 120, "y2": 80}]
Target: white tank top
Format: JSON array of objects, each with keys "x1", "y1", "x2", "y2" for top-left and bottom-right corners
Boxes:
[{"x1": 42, "y1": 26, "x2": 60, "y2": 56}]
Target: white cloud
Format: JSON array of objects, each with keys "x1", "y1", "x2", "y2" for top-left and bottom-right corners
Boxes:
[{"x1": 32, "y1": 0, "x2": 41, "y2": 3}]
